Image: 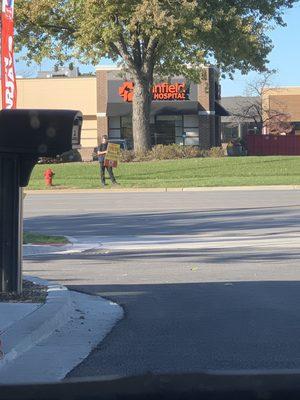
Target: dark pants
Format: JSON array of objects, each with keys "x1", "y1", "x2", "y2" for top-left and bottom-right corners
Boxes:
[{"x1": 99, "y1": 162, "x2": 116, "y2": 184}]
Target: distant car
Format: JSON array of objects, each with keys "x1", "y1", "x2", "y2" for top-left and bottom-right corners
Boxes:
[
  {"x1": 92, "y1": 139, "x2": 132, "y2": 161},
  {"x1": 109, "y1": 139, "x2": 132, "y2": 150}
]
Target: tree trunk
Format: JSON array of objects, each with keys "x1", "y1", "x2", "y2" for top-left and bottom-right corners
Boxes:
[{"x1": 132, "y1": 77, "x2": 152, "y2": 153}]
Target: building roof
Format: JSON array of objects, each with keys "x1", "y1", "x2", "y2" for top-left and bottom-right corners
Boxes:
[
  {"x1": 221, "y1": 96, "x2": 260, "y2": 123},
  {"x1": 95, "y1": 65, "x2": 122, "y2": 71},
  {"x1": 215, "y1": 102, "x2": 230, "y2": 117}
]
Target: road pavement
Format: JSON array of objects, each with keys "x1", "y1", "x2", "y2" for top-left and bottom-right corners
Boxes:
[{"x1": 23, "y1": 190, "x2": 300, "y2": 377}]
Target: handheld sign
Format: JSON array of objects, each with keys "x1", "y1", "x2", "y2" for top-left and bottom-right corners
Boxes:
[{"x1": 104, "y1": 142, "x2": 121, "y2": 168}]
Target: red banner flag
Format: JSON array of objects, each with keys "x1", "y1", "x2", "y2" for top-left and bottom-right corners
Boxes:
[{"x1": 1, "y1": 0, "x2": 17, "y2": 109}]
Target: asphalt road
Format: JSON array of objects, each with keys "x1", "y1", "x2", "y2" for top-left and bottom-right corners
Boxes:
[{"x1": 23, "y1": 190, "x2": 300, "y2": 377}]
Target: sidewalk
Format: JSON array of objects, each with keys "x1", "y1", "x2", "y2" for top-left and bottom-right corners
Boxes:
[
  {"x1": 0, "y1": 277, "x2": 123, "y2": 384},
  {"x1": 25, "y1": 185, "x2": 300, "y2": 195}
]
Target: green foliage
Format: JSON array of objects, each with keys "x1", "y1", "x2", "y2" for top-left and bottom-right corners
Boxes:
[
  {"x1": 14, "y1": 0, "x2": 297, "y2": 152},
  {"x1": 59, "y1": 149, "x2": 82, "y2": 163},
  {"x1": 15, "y1": 0, "x2": 297, "y2": 78},
  {"x1": 120, "y1": 150, "x2": 136, "y2": 163},
  {"x1": 205, "y1": 147, "x2": 225, "y2": 158},
  {"x1": 23, "y1": 232, "x2": 69, "y2": 244},
  {"x1": 148, "y1": 144, "x2": 201, "y2": 160},
  {"x1": 38, "y1": 150, "x2": 82, "y2": 164},
  {"x1": 120, "y1": 144, "x2": 224, "y2": 162}
]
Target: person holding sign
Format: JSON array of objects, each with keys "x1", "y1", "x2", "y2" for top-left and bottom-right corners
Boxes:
[{"x1": 97, "y1": 135, "x2": 119, "y2": 187}]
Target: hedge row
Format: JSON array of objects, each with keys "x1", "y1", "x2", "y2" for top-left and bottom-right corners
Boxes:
[
  {"x1": 120, "y1": 144, "x2": 225, "y2": 162},
  {"x1": 38, "y1": 144, "x2": 225, "y2": 164}
]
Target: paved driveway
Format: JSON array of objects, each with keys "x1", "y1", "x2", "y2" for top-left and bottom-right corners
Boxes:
[{"x1": 23, "y1": 190, "x2": 300, "y2": 377}]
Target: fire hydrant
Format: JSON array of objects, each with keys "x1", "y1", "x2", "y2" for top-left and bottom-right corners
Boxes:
[{"x1": 44, "y1": 168, "x2": 55, "y2": 187}]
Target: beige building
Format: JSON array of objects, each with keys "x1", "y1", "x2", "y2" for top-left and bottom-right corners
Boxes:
[
  {"x1": 262, "y1": 87, "x2": 300, "y2": 135},
  {"x1": 3, "y1": 65, "x2": 228, "y2": 159},
  {"x1": 15, "y1": 76, "x2": 97, "y2": 159}
]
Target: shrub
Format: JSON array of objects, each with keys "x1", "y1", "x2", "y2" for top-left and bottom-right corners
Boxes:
[
  {"x1": 120, "y1": 150, "x2": 136, "y2": 163},
  {"x1": 182, "y1": 146, "x2": 204, "y2": 158},
  {"x1": 206, "y1": 147, "x2": 225, "y2": 158},
  {"x1": 37, "y1": 149, "x2": 82, "y2": 164},
  {"x1": 37, "y1": 156, "x2": 61, "y2": 164},
  {"x1": 134, "y1": 150, "x2": 150, "y2": 162},
  {"x1": 59, "y1": 149, "x2": 82, "y2": 163},
  {"x1": 150, "y1": 144, "x2": 182, "y2": 160},
  {"x1": 118, "y1": 144, "x2": 225, "y2": 162},
  {"x1": 148, "y1": 144, "x2": 204, "y2": 160}
]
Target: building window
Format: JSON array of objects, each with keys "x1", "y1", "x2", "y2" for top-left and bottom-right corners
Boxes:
[
  {"x1": 294, "y1": 122, "x2": 300, "y2": 130},
  {"x1": 119, "y1": 114, "x2": 199, "y2": 146},
  {"x1": 183, "y1": 115, "x2": 200, "y2": 146},
  {"x1": 293, "y1": 122, "x2": 300, "y2": 135},
  {"x1": 108, "y1": 117, "x2": 121, "y2": 139},
  {"x1": 221, "y1": 123, "x2": 239, "y2": 142},
  {"x1": 153, "y1": 115, "x2": 183, "y2": 145},
  {"x1": 121, "y1": 115, "x2": 133, "y2": 145}
]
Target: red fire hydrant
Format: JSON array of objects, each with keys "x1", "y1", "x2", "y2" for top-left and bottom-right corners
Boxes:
[{"x1": 44, "y1": 168, "x2": 55, "y2": 187}]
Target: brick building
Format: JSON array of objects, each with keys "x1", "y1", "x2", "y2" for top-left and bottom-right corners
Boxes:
[
  {"x1": 1, "y1": 65, "x2": 227, "y2": 160},
  {"x1": 96, "y1": 65, "x2": 228, "y2": 150},
  {"x1": 220, "y1": 96, "x2": 261, "y2": 142},
  {"x1": 262, "y1": 87, "x2": 300, "y2": 135}
]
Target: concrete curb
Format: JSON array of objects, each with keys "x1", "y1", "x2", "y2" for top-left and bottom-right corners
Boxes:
[
  {"x1": 182, "y1": 185, "x2": 300, "y2": 192},
  {"x1": 0, "y1": 277, "x2": 124, "y2": 384},
  {"x1": 24, "y1": 185, "x2": 300, "y2": 194},
  {"x1": 0, "y1": 277, "x2": 71, "y2": 371}
]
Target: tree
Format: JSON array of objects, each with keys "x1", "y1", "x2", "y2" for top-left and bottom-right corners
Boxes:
[
  {"x1": 14, "y1": 0, "x2": 298, "y2": 152},
  {"x1": 229, "y1": 72, "x2": 293, "y2": 134}
]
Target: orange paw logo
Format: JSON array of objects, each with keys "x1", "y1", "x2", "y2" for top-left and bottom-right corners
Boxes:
[{"x1": 119, "y1": 82, "x2": 134, "y2": 102}]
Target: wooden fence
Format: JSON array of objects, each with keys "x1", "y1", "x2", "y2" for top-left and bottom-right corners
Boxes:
[{"x1": 246, "y1": 134, "x2": 300, "y2": 156}]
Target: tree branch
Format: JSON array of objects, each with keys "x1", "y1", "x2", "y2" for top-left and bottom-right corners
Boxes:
[
  {"x1": 132, "y1": 38, "x2": 142, "y2": 69},
  {"x1": 114, "y1": 38, "x2": 136, "y2": 72},
  {"x1": 113, "y1": 14, "x2": 137, "y2": 73},
  {"x1": 39, "y1": 23, "x2": 76, "y2": 34},
  {"x1": 143, "y1": 36, "x2": 159, "y2": 76}
]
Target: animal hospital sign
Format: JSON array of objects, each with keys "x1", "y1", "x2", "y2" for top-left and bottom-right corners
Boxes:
[{"x1": 119, "y1": 81, "x2": 189, "y2": 102}]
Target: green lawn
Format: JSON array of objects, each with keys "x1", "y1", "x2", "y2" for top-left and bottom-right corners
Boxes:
[
  {"x1": 27, "y1": 156, "x2": 300, "y2": 189},
  {"x1": 23, "y1": 232, "x2": 69, "y2": 245}
]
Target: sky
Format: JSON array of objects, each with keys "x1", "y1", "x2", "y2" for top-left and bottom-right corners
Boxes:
[
  {"x1": 15, "y1": 3, "x2": 300, "y2": 97},
  {"x1": 221, "y1": 4, "x2": 300, "y2": 96}
]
